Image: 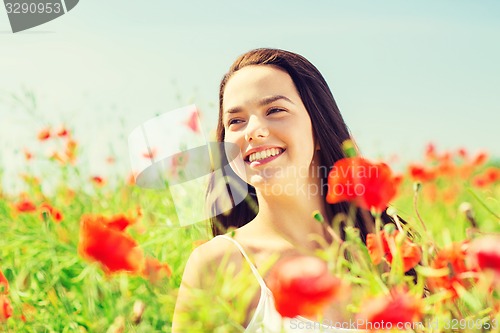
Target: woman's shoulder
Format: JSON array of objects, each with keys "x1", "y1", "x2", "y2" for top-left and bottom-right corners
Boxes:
[
  {"x1": 184, "y1": 234, "x2": 245, "y2": 284},
  {"x1": 173, "y1": 235, "x2": 248, "y2": 330},
  {"x1": 191, "y1": 234, "x2": 240, "y2": 263}
]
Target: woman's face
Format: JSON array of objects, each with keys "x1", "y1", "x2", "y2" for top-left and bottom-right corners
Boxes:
[{"x1": 222, "y1": 65, "x2": 318, "y2": 192}]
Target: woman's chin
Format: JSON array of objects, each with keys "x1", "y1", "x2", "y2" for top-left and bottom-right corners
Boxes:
[
  {"x1": 251, "y1": 177, "x2": 304, "y2": 197},
  {"x1": 248, "y1": 174, "x2": 267, "y2": 187}
]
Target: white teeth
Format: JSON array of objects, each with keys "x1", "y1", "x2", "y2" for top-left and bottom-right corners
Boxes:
[{"x1": 248, "y1": 148, "x2": 283, "y2": 162}]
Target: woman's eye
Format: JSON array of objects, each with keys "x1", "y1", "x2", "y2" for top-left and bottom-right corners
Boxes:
[
  {"x1": 267, "y1": 108, "x2": 285, "y2": 115},
  {"x1": 228, "y1": 118, "x2": 243, "y2": 126}
]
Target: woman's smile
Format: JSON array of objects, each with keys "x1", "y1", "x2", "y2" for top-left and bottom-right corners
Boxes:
[{"x1": 245, "y1": 147, "x2": 286, "y2": 167}]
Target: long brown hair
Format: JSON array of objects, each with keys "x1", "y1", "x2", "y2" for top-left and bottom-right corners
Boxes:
[{"x1": 207, "y1": 48, "x2": 385, "y2": 241}]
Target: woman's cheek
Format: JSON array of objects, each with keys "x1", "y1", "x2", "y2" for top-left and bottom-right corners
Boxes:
[{"x1": 223, "y1": 139, "x2": 248, "y2": 182}]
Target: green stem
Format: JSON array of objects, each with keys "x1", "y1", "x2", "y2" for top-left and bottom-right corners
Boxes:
[{"x1": 466, "y1": 187, "x2": 500, "y2": 221}]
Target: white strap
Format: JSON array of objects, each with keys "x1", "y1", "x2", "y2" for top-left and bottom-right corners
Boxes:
[{"x1": 216, "y1": 235, "x2": 267, "y2": 288}]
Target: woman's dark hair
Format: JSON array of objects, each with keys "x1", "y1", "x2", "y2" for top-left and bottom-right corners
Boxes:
[{"x1": 207, "y1": 48, "x2": 390, "y2": 242}]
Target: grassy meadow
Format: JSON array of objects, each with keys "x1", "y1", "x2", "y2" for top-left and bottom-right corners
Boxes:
[{"x1": 0, "y1": 118, "x2": 499, "y2": 332}]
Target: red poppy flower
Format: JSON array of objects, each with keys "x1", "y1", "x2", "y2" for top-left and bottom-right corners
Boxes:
[
  {"x1": 142, "y1": 257, "x2": 172, "y2": 284},
  {"x1": 472, "y1": 151, "x2": 488, "y2": 166},
  {"x1": 485, "y1": 167, "x2": 500, "y2": 183},
  {"x1": 142, "y1": 148, "x2": 157, "y2": 160},
  {"x1": 434, "y1": 152, "x2": 456, "y2": 178},
  {"x1": 39, "y1": 202, "x2": 64, "y2": 223},
  {"x1": 15, "y1": 199, "x2": 37, "y2": 213},
  {"x1": 408, "y1": 164, "x2": 436, "y2": 182},
  {"x1": 105, "y1": 214, "x2": 136, "y2": 232},
  {"x1": 53, "y1": 210, "x2": 63, "y2": 222},
  {"x1": 468, "y1": 236, "x2": 500, "y2": 276},
  {"x1": 0, "y1": 270, "x2": 8, "y2": 294},
  {"x1": 0, "y1": 295, "x2": 13, "y2": 322},
  {"x1": 184, "y1": 110, "x2": 200, "y2": 133},
  {"x1": 91, "y1": 176, "x2": 105, "y2": 186},
  {"x1": 457, "y1": 147, "x2": 468, "y2": 159},
  {"x1": 357, "y1": 288, "x2": 423, "y2": 330},
  {"x1": 427, "y1": 241, "x2": 475, "y2": 299},
  {"x1": 425, "y1": 143, "x2": 437, "y2": 161},
  {"x1": 37, "y1": 128, "x2": 51, "y2": 141},
  {"x1": 366, "y1": 229, "x2": 421, "y2": 273},
  {"x1": 78, "y1": 214, "x2": 144, "y2": 274},
  {"x1": 23, "y1": 149, "x2": 33, "y2": 161},
  {"x1": 327, "y1": 157, "x2": 402, "y2": 213},
  {"x1": 57, "y1": 127, "x2": 69, "y2": 137},
  {"x1": 472, "y1": 167, "x2": 500, "y2": 188},
  {"x1": 472, "y1": 175, "x2": 488, "y2": 188},
  {"x1": 267, "y1": 255, "x2": 343, "y2": 318}
]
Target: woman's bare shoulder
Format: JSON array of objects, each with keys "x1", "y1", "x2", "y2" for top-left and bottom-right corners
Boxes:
[
  {"x1": 183, "y1": 235, "x2": 243, "y2": 285},
  {"x1": 173, "y1": 236, "x2": 242, "y2": 330},
  {"x1": 192, "y1": 235, "x2": 240, "y2": 262}
]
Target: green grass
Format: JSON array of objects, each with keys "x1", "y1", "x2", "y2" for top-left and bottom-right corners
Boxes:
[{"x1": 1, "y1": 127, "x2": 499, "y2": 332}]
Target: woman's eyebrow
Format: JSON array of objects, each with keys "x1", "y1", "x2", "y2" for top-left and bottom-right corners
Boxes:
[
  {"x1": 224, "y1": 95, "x2": 294, "y2": 115},
  {"x1": 225, "y1": 107, "x2": 242, "y2": 115},
  {"x1": 259, "y1": 95, "x2": 294, "y2": 106}
]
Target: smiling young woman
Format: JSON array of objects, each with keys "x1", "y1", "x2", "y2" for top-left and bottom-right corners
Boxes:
[
  {"x1": 223, "y1": 65, "x2": 321, "y2": 202},
  {"x1": 172, "y1": 48, "x2": 395, "y2": 333}
]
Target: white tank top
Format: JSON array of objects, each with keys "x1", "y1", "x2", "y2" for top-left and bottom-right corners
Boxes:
[{"x1": 216, "y1": 235, "x2": 363, "y2": 332}]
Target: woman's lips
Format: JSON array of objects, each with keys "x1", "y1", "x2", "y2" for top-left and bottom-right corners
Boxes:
[{"x1": 246, "y1": 149, "x2": 285, "y2": 167}]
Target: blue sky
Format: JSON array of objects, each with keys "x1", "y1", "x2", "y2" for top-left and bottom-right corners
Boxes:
[{"x1": 1, "y1": 0, "x2": 499, "y2": 191}]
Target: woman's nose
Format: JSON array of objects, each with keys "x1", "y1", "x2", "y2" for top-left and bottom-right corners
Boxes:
[{"x1": 244, "y1": 115, "x2": 269, "y2": 142}]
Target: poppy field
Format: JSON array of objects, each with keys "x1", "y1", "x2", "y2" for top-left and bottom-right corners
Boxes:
[
  {"x1": 1, "y1": 122, "x2": 499, "y2": 332},
  {"x1": 0, "y1": 124, "x2": 211, "y2": 332}
]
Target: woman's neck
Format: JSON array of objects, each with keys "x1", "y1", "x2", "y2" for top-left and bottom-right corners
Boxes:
[{"x1": 249, "y1": 190, "x2": 329, "y2": 250}]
